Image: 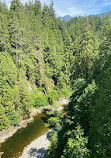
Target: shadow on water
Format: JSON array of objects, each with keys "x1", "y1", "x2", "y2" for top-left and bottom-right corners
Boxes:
[
  {"x1": 0, "y1": 113, "x2": 49, "y2": 158},
  {"x1": 41, "y1": 116, "x2": 48, "y2": 124}
]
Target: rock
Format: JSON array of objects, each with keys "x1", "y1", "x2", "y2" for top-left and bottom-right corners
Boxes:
[
  {"x1": 19, "y1": 130, "x2": 51, "y2": 158},
  {"x1": 57, "y1": 98, "x2": 70, "y2": 105},
  {"x1": 0, "y1": 152, "x2": 4, "y2": 157}
]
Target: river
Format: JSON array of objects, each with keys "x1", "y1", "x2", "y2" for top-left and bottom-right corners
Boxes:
[
  {"x1": 0, "y1": 113, "x2": 49, "y2": 158},
  {"x1": 0, "y1": 98, "x2": 69, "y2": 158}
]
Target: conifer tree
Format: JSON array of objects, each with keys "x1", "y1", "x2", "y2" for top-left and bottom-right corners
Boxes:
[{"x1": 0, "y1": 2, "x2": 10, "y2": 52}]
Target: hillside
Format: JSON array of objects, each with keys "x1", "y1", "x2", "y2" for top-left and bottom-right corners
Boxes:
[
  {"x1": 0, "y1": 0, "x2": 111, "y2": 158},
  {"x1": 60, "y1": 15, "x2": 72, "y2": 21},
  {"x1": 60, "y1": 11, "x2": 110, "y2": 21}
]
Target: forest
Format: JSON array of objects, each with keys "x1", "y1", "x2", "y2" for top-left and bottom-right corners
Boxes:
[{"x1": 0, "y1": 0, "x2": 111, "y2": 157}]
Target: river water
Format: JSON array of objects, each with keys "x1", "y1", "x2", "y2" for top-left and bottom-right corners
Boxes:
[{"x1": 0, "y1": 113, "x2": 49, "y2": 158}]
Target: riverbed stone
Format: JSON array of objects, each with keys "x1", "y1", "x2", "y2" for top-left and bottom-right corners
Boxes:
[{"x1": 19, "y1": 130, "x2": 51, "y2": 158}]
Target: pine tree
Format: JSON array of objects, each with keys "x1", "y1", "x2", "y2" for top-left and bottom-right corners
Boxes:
[
  {"x1": 0, "y1": 2, "x2": 10, "y2": 52},
  {"x1": 89, "y1": 52, "x2": 111, "y2": 158}
]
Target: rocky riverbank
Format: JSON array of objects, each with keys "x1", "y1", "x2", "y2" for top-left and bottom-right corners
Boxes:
[
  {"x1": 0, "y1": 105, "x2": 51, "y2": 144},
  {"x1": 0, "y1": 98, "x2": 69, "y2": 145},
  {"x1": 19, "y1": 130, "x2": 51, "y2": 158},
  {"x1": 19, "y1": 98, "x2": 70, "y2": 158}
]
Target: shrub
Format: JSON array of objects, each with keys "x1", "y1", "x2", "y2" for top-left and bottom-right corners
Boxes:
[
  {"x1": 58, "y1": 88, "x2": 73, "y2": 98},
  {"x1": 34, "y1": 94, "x2": 49, "y2": 107},
  {"x1": 9, "y1": 112, "x2": 19, "y2": 126},
  {"x1": 48, "y1": 89, "x2": 59, "y2": 104},
  {"x1": 30, "y1": 88, "x2": 49, "y2": 108}
]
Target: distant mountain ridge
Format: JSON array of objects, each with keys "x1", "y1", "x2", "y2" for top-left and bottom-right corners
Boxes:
[
  {"x1": 60, "y1": 15, "x2": 72, "y2": 21},
  {"x1": 60, "y1": 11, "x2": 110, "y2": 21},
  {"x1": 94, "y1": 11, "x2": 110, "y2": 17}
]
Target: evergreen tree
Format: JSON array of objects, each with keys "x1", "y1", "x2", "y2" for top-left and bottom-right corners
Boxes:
[
  {"x1": 89, "y1": 54, "x2": 111, "y2": 158},
  {"x1": 0, "y1": 2, "x2": 10, "y2": 52}
]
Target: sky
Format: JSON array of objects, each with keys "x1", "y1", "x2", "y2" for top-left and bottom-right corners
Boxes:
[{"x1": 2, "y1": 0, "x2": 111, "y2": 17}]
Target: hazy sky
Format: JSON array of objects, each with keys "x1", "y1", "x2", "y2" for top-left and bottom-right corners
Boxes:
[{"x1": 3, "y1": 0, "x2": 111, "y2": 16}]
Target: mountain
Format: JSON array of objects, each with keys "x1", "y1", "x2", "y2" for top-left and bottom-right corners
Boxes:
[
  {"x1": 60, "y1": 11, "x2": 110, "y2": 21},
  {"x1": 60, "y1": 15, "x2": 72, "y2": 21},
  {"x1": 94, "y1": 11, "x2": 110, "y2": 18}
]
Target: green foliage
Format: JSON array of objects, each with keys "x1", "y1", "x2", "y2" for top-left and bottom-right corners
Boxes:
[
  {"x1": 9, "y1": 112, "x2": 19, "y2": 126},
  {"x1": 46, "y1": 101, "x2": 63, "y2": 127},
  {"x1": 0, "y1": 104, "x2": 9, "y2": 130},
  {"x1": 47, "y1": 130, "x2": 58, "y2": 158},
  {"x1": 48, "y1": 89, "x2": 59, "y2": 104},
  {"x1": 18, "y1": 70, "x2": 32, "y2": 119},
  {"x1": 0, "y1": 1, "x2": 111, "y2": 158},
  {"x1": 31, "y1": 88, "x2": 49, "y2": 108},
  {"x1": 63, "y1": 125, "x2": 89, "y2": 158},
  {"x1": 0, "y1": 52, "x2": 17, "y2": 123},
  {"x1": 10, "y1": 0, "x2": 22, "y2": 12},
  {"x1": 34, "y1": 94, "x2": 49, "y2": 107},
  {"x1": 89, "y1": 55, "x2": 111, "y2": 158},
  {"x1": 0, "y1": 4, "x2": 10, "y2": 52},
  {"x1": 58, "y1": 88, "x2": 73, "y2": 98}
]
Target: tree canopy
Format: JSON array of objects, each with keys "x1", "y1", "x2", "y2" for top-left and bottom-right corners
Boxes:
[{"x1": 0, "y1": 1, "x2": 111, "y2": 157}]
